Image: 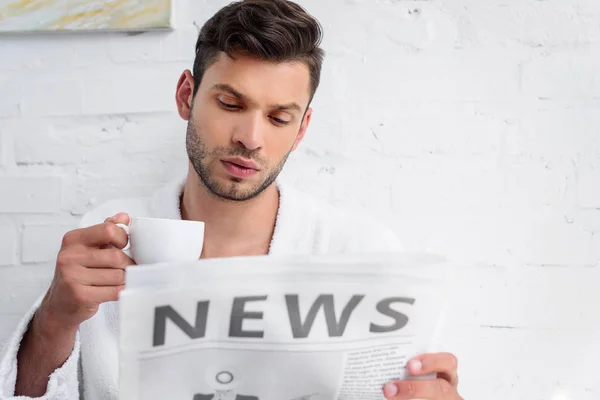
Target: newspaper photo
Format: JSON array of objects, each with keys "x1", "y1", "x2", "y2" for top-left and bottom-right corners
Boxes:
[{"x1": 118, "y1": 253, "x2": 453, "y2": 400}]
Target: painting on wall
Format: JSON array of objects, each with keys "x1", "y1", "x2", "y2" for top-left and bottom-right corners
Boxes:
[{"x1": 0, "y1": 0, "x2": 173, "y2": 33}]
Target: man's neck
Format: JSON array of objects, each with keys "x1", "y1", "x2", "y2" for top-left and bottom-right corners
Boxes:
[{"x1": 180, "y1": 168, "x2": 279, "y2": 259}]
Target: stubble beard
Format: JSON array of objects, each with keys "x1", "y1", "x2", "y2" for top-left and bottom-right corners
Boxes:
[{"x1": 185, "y1": 117, "x2": 290, "y2": 202}]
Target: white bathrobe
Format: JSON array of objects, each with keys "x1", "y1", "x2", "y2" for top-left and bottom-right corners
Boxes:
[{"x1": 0, "y1": 178, "x2": 403, "y2": 399}]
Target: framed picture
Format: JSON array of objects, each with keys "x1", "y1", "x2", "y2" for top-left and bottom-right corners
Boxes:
[{"x1": 0, "y1": 0, "x2": 173, "y2": 33}]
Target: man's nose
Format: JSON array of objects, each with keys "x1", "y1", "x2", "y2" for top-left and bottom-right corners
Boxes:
[{"x1": 231, "y1": 112, "x2": 264, "y2": 151}]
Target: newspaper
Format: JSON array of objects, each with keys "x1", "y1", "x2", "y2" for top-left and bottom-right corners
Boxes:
[{"x1": 118, "y1": 252, "x2": 453, "y2": 400}]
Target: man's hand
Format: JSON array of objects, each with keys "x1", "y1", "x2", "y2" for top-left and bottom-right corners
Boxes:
[
  {"x1": 382, "y1": 353, "x2": 462, "y2": 400},
  {"x1": 15, "y1": 213, "x2": 135, "y2": 397},
  {"x1": 38, "y1": 212, "x2": 135, "y2": 331}
]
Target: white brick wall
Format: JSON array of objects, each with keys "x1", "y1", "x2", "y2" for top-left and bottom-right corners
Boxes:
[
  {"x1": 21, "y1": 221, "x2": 78, "y2": 263},
  {"x1": 0, "y1": 217, "x2": 17, "y2": 266},
  {"x1": 0, "y1": 177, "x2": 62, "y2": 213},
  {"x1": 0, "y1": 0, "x2": 598, "y2": 398}
]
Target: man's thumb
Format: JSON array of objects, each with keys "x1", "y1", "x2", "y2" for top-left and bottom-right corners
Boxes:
[{"x1": 104, "y1": 212, "x2": 131, "y2": 225}]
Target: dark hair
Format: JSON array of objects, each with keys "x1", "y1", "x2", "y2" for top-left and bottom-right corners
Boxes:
[{"x1": 193, "y1": 0, "x2": 325, "y2": 104}]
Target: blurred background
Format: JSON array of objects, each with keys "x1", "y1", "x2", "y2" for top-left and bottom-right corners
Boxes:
[{"x1": 0, "y1": 0, "x2": 599, "y2": 398}]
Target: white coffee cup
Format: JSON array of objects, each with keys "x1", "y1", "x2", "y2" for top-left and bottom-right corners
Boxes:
[{"x1": 116, "y1": 217, "x2": 205, "y2": 265}]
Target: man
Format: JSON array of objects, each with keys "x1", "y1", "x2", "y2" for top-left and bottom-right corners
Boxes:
[{"x1": 0, "y1": 1, "x2": 462, "y2": 399}]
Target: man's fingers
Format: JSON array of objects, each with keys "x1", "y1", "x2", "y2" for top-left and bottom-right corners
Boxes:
[
  {"x1": 79, "y1": 268, "x2": 126, "y2": 287},
  {"x1": 62, "y1": 218, "x2": 130, "y2": 249},
  {"x1": 60, "y1": 247, "x2": 134, "y2": 270},
  {"x1": 102, "y1": 213, "x2": 130, "y2": 250},
  {"x1": 408, "y1": 352, "x2": 459, "y2": 386},
  {"x1": 82, "y1": 284, "x2": 125, "y2": 304},
  {"x1": 84, "y1": 248, "x2": 134, "y2": 269},
  {"x1": 383, "y1": 378, "x2": 457, "y2": 400},
  {"x1": 104, "y1": 212, "x2": 130, "y2": 226}
]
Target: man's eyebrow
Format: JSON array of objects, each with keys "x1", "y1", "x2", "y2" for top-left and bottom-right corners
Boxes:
[
  {"x1": 212, "y1": 83, "x2": 303, "y2": 112},
  {"x1": 270, "y1": 103, "x2": 303, "y2": 113},
  {"x1": 212, "y1": 84, "x2": 248, "y2": 101}
]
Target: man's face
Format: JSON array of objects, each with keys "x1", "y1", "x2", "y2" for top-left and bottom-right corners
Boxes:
[{"x1": 184, "y1": 53, "x2": 312, "y2": 201}]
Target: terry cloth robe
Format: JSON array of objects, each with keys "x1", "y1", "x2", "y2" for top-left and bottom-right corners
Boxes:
[{"x1": 0, "y1": 177, "x2": 403, "y2": 399}]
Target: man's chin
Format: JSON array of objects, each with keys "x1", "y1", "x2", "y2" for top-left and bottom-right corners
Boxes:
[{"x1": 209, "y1": 180, "x2": 265, "y2": 202}]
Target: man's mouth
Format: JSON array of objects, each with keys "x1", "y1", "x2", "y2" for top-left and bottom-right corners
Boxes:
[
  {"x1": 222, "y1": 157, "x2": 259, "y2": 171},
  {"x1": 221, "y1": 157, "x2": 260, "y2": 178}
]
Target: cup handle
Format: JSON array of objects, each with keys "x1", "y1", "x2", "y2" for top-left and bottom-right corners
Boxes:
[{"x1": 115, "y1": 223, "x2": 132, "y2": 258}]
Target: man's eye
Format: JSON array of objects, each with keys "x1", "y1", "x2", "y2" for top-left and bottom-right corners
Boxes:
[
  {"x1": 218, "y1": 99, "x2": 242, "y2": 110},
  {"x1": 270, "y1": 116, "x2": 290, "y2": 126}
]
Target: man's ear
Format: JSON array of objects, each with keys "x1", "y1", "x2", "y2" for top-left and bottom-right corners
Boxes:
[
  {"x1": 291, "y1": 107, "x2": 312, "y2": 152},
  {"x1": 175, "y1": 70, "x2": 195, "y2": 121}
]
